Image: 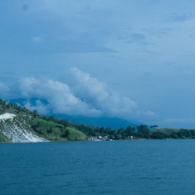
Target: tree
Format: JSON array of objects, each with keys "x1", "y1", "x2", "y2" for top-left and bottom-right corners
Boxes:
[
  {"x1": 126, "y1": 126, "x2": 136, "y2": 137},
  {"x1": 32, "y1": 110, "x2": 38, "y2": 117},
  {"x1": 137, "y1": 125, "x2": 150, "y2": 138},
  {"x1": 151, "y1": 131, "x2": 167, "y2": 139},
  {"x1": 150, "y1": 125, "x2": 158, "y2": 129}
]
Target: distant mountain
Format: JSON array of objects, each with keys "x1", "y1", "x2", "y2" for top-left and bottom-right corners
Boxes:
[
  {"x1": 9, "y1": 98, "x2": 49, "y2": 106},
  {"x1": 9, "y1": 98, "x2": 140, "y2": 129},
  {"x1": 54, "y1": 115, "x2": 139, "y2": 130}
]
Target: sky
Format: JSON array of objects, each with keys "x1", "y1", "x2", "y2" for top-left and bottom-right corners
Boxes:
[{"x1": 1, "y1": 0, "x2": 195, "y2": 128}]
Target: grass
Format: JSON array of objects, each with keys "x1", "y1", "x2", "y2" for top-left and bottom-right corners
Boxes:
[
  {"x1": 31, "y1": 118, "x2": 88, "y2": 141},
  {"x1": 65, "y1": 127, "x2": 88, "y2": 141}
]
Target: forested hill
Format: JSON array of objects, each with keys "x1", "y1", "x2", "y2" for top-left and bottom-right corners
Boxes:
[
  {"x1": 0, "y1": 99, "x2": 87, "y2": 142},
  {"x1": 1, "y1": 99, "x2": 195, "y2": 143}
]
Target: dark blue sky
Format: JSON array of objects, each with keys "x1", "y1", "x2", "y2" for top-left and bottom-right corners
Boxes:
[{"x1": 1, "y1": 0, "x2": 195, "y2": 128}]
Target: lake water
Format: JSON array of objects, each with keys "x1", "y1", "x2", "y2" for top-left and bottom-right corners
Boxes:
[{"x1": 1, "y1": 140, "x2": 195, "y2": 195}]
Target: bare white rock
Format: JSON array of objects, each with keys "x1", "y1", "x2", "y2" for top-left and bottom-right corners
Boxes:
[
  {"x1": 0, "y1": 113, "x2": 48, "y2": 143},
  {"x1": 0, "y1": 113, "x2": 16, "y2": 120}
]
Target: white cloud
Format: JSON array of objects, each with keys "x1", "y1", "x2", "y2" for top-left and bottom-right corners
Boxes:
[
  {"x1": 70, "y1": 67, "x2": 109, "y2": 102},
  {"x1": 70, "y1": 67, "x2": 138, "y2": 119},
  {"x1": 20, "y1": 77, "x2": 101, "y2": 116},
  {"x1": 25, "y1": 100, "x2": 50, "y2": 115},
  {"x1": 14, "y1": 67, "x2": 154, "y2": 121}
]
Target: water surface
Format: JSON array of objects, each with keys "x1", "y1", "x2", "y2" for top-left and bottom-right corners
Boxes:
[{"x1": 0, "y1": 140, "x2": 195, "y2": 195}]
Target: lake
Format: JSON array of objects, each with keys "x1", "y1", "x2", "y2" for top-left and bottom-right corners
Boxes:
[{"x1": 0, "y1": 140, "x2": 195, "y2": 195}]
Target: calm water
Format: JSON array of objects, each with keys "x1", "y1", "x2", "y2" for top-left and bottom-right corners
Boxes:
[{"x1": 1, "y1": 140, "x2": 195, "y2": 195}]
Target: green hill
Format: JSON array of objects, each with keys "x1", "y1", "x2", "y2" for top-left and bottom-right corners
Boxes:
[
  {"x1": 31, "y1": 118, "x2": 87, "y2": 141},
  {"x1": 0, "y1": 99, "x2": 88, "y2": 142}
]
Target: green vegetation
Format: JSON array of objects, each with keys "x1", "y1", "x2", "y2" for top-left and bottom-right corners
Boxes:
[
  {"x1": 0, "y1": 132, "x2": 10, "y2": 142},
  {"x1": 72, "y1": 123, "x2": 195, "y2": 140},
  {"x1": 0, "y1": 99, "x2": 88, "y2": 142},
  {"x1": 31, "y1": 118, "x2": 87, "y2": 141},
  {"x1": 1, "y1": 98, "x2": 195, "y2": 142},
  {"x1": 150, "y1": 128, "x2": 195, "y2": 139},
  {"x1": 64, "y1": 127, "x2": 88, "y2": 141}
]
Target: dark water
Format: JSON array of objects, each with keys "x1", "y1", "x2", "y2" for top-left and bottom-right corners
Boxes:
[{"x1": 1, "y1": 140, "x2": 195, "y2": 195}]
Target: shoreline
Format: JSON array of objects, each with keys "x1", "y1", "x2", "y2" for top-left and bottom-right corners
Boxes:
[{"x1": 1, "y1": 138, "x2": 195, "y2": 144}]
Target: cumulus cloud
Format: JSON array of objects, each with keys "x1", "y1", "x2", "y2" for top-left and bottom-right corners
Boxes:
[
  {"x1": 24, "y1": 100, "x2": 50, "y2": 115},
  {"x1": 0, "y1": 68, "x2": 153, "y2": 121},
  {"x1": 20, "y1": 77, "x2": 101, "y2": 116},
  {"x1": 70, "y1": 67, "x2": 138, "y2": 119},
  {"x1": 70, "y1": 67, "x2": 109, "y2": 102}
]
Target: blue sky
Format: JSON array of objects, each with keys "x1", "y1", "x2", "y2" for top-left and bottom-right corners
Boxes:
[{"x1": 1, "y1": 0, "x2": 195, "y2": 128}]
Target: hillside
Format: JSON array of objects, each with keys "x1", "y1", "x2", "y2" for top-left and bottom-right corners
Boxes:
[
  {"x1": 0, "y1": 99, "x2": 88, "y2": 143},
  {"x1": 0, "y1": 132, "x2": 10, "y2": 142}
]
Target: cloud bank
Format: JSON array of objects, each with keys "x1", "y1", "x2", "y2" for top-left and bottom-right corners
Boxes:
[
  {"x1": 0, "y1": 68, "x2": 153, "y2": 121},
  {"x1": 70, "y1": 67, "x2": 138, "y2": 118},
  {"x1": 20, "y1": 76, "x2": 100, "y2": 116}
]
